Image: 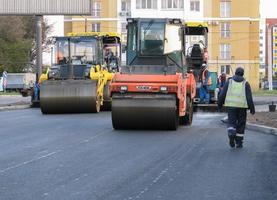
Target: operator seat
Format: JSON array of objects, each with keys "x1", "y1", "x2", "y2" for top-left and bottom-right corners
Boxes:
[{"x1": 190, "y1": 44, "x2": 202, "y2": 59}]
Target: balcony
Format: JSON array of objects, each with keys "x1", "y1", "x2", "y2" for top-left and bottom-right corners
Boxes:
[{"x1": 119, "y1": 11, "x2": 131, "y2": 17}]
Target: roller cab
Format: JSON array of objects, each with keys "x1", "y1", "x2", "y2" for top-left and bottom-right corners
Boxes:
[
  {"x1": 183, "y1": 22, "x2": 218, "y2": 107},
  {"x1": 110, "y1": 18, "x2": 196, "y2": 130}
]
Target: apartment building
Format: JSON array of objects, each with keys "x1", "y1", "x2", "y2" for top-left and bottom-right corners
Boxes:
[
  {"x1": 64, "y1": 0, "x2": 205, "y2": 62},
  {"x1": 64, "y1": 0, "x2": 118, "y2": 34},
  {"x1": 64, "y1": 0, "x2": 205, "y2": 39},
  {"x1": 259, "y1": 18, "x2": 266, "y2": 69},
  {"x1": 130, "y1": 0, "x2": 203, "y2": 20},
  {"x1": 63, "y1": 0, "x2": 260, "y2": 90},
  {"x1": 205, "y1": 0, "x2": 260, "y2": 91}
]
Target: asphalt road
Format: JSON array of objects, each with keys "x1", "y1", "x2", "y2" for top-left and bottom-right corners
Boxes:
[{"x1": 0, "y1": 109, "x2": 276, "y2": 200}]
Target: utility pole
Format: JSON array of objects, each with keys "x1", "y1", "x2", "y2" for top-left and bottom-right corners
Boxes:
[
  {"x1": 267, "y1": 25, "x2": 273, "y2": 90},
  {"x1": 36, "y1": 15, "x2": 43, "y2": 82}
]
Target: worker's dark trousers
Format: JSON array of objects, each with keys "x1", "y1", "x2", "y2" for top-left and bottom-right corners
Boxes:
[{"x1": 227, "y1": 108, "x2": 247, "y2": 143}]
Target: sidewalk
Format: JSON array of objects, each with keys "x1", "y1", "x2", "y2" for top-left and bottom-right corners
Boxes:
[
  {"x1": 253, "y1": 96, "x2": 277, "y2": 105},
  {"x1": 0, "y1": 95, "x2": 31, "y2": 107}
]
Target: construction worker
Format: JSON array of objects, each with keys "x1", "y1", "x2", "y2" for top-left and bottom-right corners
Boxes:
[
  {"x1": 218, "y1": 67, "x2": 255, "y2": 148},
  {"x1": 199, "y1": 63, "x2": 212, "y2": 103},
  {"x1": 216, "y1": 73, "x2": 227, "y2": 97}
]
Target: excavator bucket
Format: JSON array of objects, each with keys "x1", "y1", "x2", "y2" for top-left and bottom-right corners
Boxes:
[
  {"x1": 40, "y1": 79, "x2": 99, "y2": 114},
  {"x1": 112, "y1": 94, "x2": 178, "y2": 130}
]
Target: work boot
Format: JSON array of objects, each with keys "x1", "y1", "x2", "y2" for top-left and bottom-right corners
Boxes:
[
  {"x1": 228, "y1": 135, "x2": 235, "y2": 148},
  {"x1": 236, "y1": 140, "x2": 243, "y2": 148},
  {"x1": 235, "y1": 136, "x2": 244, "y2": 148}
]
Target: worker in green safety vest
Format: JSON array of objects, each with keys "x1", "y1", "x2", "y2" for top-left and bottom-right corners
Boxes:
[{"x1": 218, "y1": 67, "x2": 255, "y2": 148}]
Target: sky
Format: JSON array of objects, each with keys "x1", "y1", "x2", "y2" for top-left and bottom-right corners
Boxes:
[{"x1": 260, "y1": 0, "x2": 277, "y2": 18}]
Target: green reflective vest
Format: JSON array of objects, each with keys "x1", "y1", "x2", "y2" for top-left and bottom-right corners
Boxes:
[{"x1": 225, "y1": 79, "x2": 248, "y2": 108}]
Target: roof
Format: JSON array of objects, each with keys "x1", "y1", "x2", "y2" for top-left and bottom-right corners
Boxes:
[
  {"x1": 184, "y1": 22, "x2": 208, "y2": 28},
  {"x1": 67, "y1": 32, "x2": 121, "y2": 38}
]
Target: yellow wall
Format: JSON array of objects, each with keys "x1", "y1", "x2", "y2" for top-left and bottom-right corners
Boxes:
[
  {"x1": 64, "y1": 0, "x2": 118, "y2": 35},
  {"x1": 206, "y1": 0, "x2": 260, "y2": 91}
]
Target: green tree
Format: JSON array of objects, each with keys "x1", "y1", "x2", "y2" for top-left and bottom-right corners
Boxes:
[{"x1": 0, "y1": 16, "x2": 52, "y2": 74}]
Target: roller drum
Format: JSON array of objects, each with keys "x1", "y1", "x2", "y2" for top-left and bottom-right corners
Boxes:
[
  {"x1": 40, "y1": 79, "x2": 99, "y2": 114},
  {"x1": 112, "y1": 93, "x2": 178, "y2": 130},
  {"x1": 102, "y1": 80, "x2": 112, "y2": 111}
]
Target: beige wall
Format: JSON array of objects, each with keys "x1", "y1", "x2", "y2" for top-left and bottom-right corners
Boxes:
[
  {"x1": 207, "y1": 0, "x2": 259, "y2": 18},
  {"x1": 64, "y1": 0, "x2": 118, "y2": 35},
  {"x1": 206, "y1": 0, "x2": 260, "y2": 91}
]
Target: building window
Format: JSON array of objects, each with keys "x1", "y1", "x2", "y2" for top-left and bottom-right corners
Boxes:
[
  {"x1": 91, "y1": 1, "x2": 101, "y2": 17},
  {"x1": 121, "y1": 0, "x2": 131, "y2": 12},
  {"x1": 220, "y1": 1, "x2": 231, "y2": 17},
  {"x1": 161, "y1": 0, "x2": 184, "y2": 9},
  {"x1": 121, "y1": 22, "x2": 127, "y2": 33},
  {"x1": 190, "y1": 0, "x2": 200, "y2": 11},
  {"x1": 221, "y1": 65, "x2": 231, "y2": 75},
  {"x1": 220, "y1": 44, "x2": 231, "y2": 59},
  {"x1": 92, "y1": 23, "x2": 100, "y2": 32},
  {"x1": 136, "y1": 0, "x2": 157, "y2": 9},
  {"x1": 220, "y1": 22, "x2": 230, "y2": 38}
]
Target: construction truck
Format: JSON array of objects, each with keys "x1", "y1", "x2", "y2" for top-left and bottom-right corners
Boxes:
[
  {"x1": 39, "y1": 32, "x2": 121, "y2": 114},
  {"x1": 110, "y1": 18, "x2": 196, "y2": 130},
  {"x1": 183, "y1": 22, "x2": 218, "y2": 110}
]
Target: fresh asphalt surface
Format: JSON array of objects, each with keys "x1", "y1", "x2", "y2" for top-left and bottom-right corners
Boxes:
[{"x1": 0, "y1": 109, "x2": 276, "y2": 200}]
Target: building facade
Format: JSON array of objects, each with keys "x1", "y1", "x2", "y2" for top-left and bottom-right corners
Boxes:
[
  {"x1": 64, "y1": 0, "x2": 206, "y2": 40},
  {"x1": 258, "y1": 18, "x2": 277, "y2": 83},
  {"x1": 63, "y1": 0, "x2": 260, "y2": 90},
  {"x1": 64, "y1": 0, "x2": 118, "y2": 34},
  {"x1": 205, "y1": 0, "x2": 260, "y2": 91}
]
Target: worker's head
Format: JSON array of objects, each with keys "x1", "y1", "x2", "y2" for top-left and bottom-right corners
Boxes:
[
  {"x1": 201, "y1": 63, "x2": 207, "y2": 69},
  {"x1": 220, "y1": 73, "x2": 226, "y2": 81},
  {"x1": 235, "y1": 67, "x2": 244, "y2": 77}
]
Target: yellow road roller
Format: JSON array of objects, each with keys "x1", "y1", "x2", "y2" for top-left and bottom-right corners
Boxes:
[{"x1": 40, "y1": 32, "x2": 121, "y2": 114}]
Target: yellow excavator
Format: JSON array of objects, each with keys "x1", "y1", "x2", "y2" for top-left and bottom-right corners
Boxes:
[{"x1": 39, "y1": 32, "x2": 121, "y2": 114}]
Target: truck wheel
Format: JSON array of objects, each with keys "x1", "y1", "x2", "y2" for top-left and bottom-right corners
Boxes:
[{"x1": 179, "y1": 96, "x2": 193, "y2": 126}]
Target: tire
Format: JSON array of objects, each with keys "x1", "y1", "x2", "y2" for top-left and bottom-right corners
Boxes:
[{"x1": 179, "y1": 96, "x2": 193, "y2": 126}]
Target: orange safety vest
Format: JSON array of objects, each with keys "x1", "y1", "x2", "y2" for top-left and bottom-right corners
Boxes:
[{"x1": 202, "y1": 68, "x2": 212, "y2": 86}]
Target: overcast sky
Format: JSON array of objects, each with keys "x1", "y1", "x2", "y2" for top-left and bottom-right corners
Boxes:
[{"x1": 260, "y1": 0, "x2": 277, "y2": 18}]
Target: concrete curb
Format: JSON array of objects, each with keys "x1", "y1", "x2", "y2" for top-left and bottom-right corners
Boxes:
[
  {"x1": 0, "y1": 95, "x2": 22, "y2": 97},
  {"x1": 0, "y1": 104, "x2": 31, "y2": 111},
  {"x1": 254, "y1": 101, "x2": 277, "y2": 106},
  {"x1": 246, "y1": 123, "x2": 277, "y2": 136},
  {"x1": 221, "y1": 116, "x2": 277, "y2": 136}
]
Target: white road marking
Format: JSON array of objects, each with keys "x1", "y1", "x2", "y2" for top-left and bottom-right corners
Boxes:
[
  {"x1": 0, "y1": 151, "x2": 59, "y2": 174},
  {"x1": 0, "y1": 130, "x2": 110, "y2": 175}
]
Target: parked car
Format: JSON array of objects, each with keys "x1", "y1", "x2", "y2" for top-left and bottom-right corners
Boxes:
[{"x1": 6, "y1": 73, "x2": 36, "y2": 92}]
